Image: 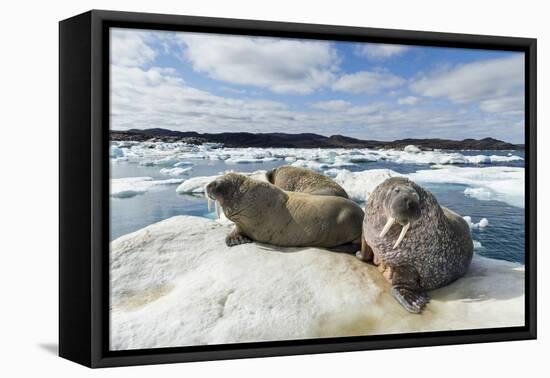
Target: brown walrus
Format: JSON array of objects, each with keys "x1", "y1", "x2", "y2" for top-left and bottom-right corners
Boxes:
[
  {"x1": 358, "y1": 177, "x2": 473, "y2": 314},
  {"x1": 266, "y1": 166, "x2": 349, "y2": 198},
  {"x1": 205, "y1": 173, "x2": 363, "y2": 248}
]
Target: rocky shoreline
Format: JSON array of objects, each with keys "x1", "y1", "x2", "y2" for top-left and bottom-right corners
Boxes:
[{"x1": 110, "y1": 128, "x2": 524, "y2": 150}]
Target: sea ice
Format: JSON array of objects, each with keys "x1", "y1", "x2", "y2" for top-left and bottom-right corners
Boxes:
[
  {"x1": 463, "y1": 216, "x2": 489, "y2": 229},
  {"x1": 110, "y1": 216, "x2": 525, "y2": 350},
  {"x1": 464, "y1": 187, "x2": 493, "y2": 201},
  {"x1": 111, "y1": 142, "x2": 523, "y2": 169},
  {"x1": 159, "y1": 167, "x2": 192, "y2": 176},
  {"x1": 409, "y1": 166, "x2": 524, "y2": 208},
  {"x1": 111, "y1": 177, "x2": 185, "y2": 198},
  {"x1": 175, "y1": 170, "x2": 268, "y2": 194},
  {"x1": 110, "y1": 146, "x2": 124, "y2": 158},
  {"x1": 332, "y1": 169, "x2": 402, "y2": 202}
]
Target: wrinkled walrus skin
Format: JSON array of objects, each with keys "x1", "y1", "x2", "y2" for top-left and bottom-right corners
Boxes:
[
  {"x1": 266, "y1": 166, "x2": 349, "y2": 198},
  {"x1": 358, "y1": 177, "x2": 474, "y2": 314},
  {"x1": 205, "y1": 173, "x2": 364, "y2": 249}
]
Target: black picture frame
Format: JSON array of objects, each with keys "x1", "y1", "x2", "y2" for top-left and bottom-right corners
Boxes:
[{"x1": 59, "y1": 9, "x2": 537, "y2": 368}]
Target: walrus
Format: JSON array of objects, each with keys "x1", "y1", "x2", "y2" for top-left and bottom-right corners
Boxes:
[
  {"x1": 205, "y1": 173, "x2": 363, "y2": 248},
  {"x1": 266, "y1": 166, "x2": 349, "y2": 198},
  {"x1": 357, "y1": 177, "x2": 473, "y2": 314}
]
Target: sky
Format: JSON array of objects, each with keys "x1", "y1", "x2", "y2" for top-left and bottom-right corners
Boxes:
[{"x1": 110, "y1": 28, "x2": 525, "y2": 143}]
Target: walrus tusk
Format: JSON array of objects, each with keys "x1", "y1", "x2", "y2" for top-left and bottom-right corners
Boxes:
[
  {"x1": 379, "y1": 217, "x2": 395, "y2": 237},
  {"x1": 215, "y1": 200, "x2": 220, "y2": 219},
  {"x1": 393, "y1": 222, "x2": 410, "y2": 249},
  {"x1": 206, "y1": 193, "x2": 212, "y2": 212}
]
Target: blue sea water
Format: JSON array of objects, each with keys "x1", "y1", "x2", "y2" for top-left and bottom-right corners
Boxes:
[{"x1": 110, "y1": 150, "x2": 525, "y2": 264}]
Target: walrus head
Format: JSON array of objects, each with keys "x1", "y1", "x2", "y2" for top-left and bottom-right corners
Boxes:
[
  {"x1": 379, "y1": 178, "x2": 421, "y2": 249},
  {"x1": 205, "y1": 173, "x2": 248, "y2": 219},
  {"x1": 265, "y1": 167, "x2": 277, "y2": 184}
]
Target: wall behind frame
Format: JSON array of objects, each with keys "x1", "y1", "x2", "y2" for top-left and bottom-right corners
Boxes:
[{"x1": 1, "y1": 0, "x2": 546, "y2": 377}]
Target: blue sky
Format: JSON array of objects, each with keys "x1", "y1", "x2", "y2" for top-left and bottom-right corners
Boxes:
[{"x1": 110, "y1": 28, "x2": 525, "y2": 143}]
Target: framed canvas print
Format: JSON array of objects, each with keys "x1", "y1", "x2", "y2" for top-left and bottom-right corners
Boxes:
[{"x1": 59, "y1": 10, "x2": 537, "y2": 368}]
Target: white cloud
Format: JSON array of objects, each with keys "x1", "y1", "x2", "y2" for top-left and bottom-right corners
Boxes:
[
  {"x1": 410, "y1": 54, "x2": 524, "y2": 114},
  {"x1": 179, "y1": 33, "x2": 339, "y2": 95},
  {"x1": 355, "y1": 43, "x2": 409, "y2": 60},
  {"x1": 397, "y1": 96, "x2": 421, "y2": 105},
  {"x1": 309, "y1": 100, "x2": 352, "y2": 111},
  {"x1": 110, "y1": 28, "x2": 157, "y2": 67},
  {"x1": 332, "y1": 70, "x2": 406, "y2": 94},
  {"x1": 111, "y1": 63, "x2": 524, "y2": 142}
]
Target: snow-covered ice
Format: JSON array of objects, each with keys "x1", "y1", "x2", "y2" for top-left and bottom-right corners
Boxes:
[
  {"x1": 409, "y1": 166, "x2": 524, "y2": 208},
  {"x1": 110, "y1": 216, "x2": 525, "y2": 350},
  {"x1": 159, "y1": 167, "x2": 192, "y2": 176},
  {"x1": 111, "y1": 177, "x2": 185, "y2": 198},
  {"x1": 332, "y1": 169, "x2": 401, "y2": 202}
]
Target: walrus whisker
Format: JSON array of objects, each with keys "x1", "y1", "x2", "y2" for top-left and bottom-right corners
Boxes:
[
  {"x1": 379, "y1": 217, "x2": 395, "y2": 237},
  {"x1": 393, "y1": 222, "x2": 410, "y2": 249}
]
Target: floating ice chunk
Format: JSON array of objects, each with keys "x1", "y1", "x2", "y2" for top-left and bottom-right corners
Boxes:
[
  {"x1": 409, "y1": 166, "x2": 524, "y2": 208},
  {"x1": 464, "y1": 187, "x2": 493, "y2": 201},
  {"x1": 284, "y1": 156, "x2": 297, "y2": 162},
  {"x1": 333, "y1": 169, "x2": 402, "y2": 202},
  {"x1": 110, "y1": 146, "x2": 124, "y2": 158},
  {"x1": 225, "y1": 157, "x2": 265, "y2": 164},
  {"x1": 404, "y1": 145, "x2": 421, "y2": 153},
  {"x1": 463, "y1": 216, "x2": 489, "y2": 230},
  {"x1": 110, "y1": 216, "x2": 525, "y2": 350},
  {"x1": 473, "y1": 240, "x2": 484, "y2": 250},
  {"x1": 111, "y1": 177, "x2": 184, "y2": 198},
  {"x1": 159, "y1": 167, "x2": 192, "y2": 176}
]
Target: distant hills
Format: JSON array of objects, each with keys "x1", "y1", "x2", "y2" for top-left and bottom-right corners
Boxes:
[{"x1": 110, "y1": 128, "x2": 524, "y2": 150}]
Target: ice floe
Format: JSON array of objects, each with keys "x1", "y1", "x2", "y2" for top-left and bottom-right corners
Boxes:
[
  {"x1": 110, "y1": 141, "x2": 523, "y2": 169},
  {"x1": 159, "y1": 167, "x2": 192, "y2": 176},
  {"x1": 110, "y1": 215, "x2": 525, "y2": 350},
  {"x1": 463, "y1": 216, "x2": 489, "y2": 229},
  {"x1": 409, "y1": 166, "x2": 524, "y2": 208},
  {"x1": 111, "y1": 177, "x2": 185, "y2": 198}
]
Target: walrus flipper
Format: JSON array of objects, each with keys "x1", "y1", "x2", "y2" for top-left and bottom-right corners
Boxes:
[
  {"x1": 225, "y1": 227, "x2": 252, "y2": 247},
  {"x1": 391, "y1": 286, "x2": 430, "y2": 314},
  {"x1": 355, "y1": 235, "x2": 374, "y2": 262}
]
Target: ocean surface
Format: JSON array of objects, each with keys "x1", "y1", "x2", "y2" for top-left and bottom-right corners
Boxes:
[{"x1": 110, "y1": 144, "x2": 525, "y2": 264}]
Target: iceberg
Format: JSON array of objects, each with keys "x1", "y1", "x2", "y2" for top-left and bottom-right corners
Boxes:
[
  {"x1": 110, "y1": 216, "x2": 525, "y2": 350},
  {"x1": 111, "y1": 177, "x2": 185, "y2": 198}
]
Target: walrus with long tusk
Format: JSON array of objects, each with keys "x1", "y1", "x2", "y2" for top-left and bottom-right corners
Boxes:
[
  {"x1": 266, "y1": 166, "x2": 349, "y2": 198},
  {"x1": 357, "y1": 177, "x2": 473, "y2": 314},
  {"x1": 205, "y1": 173, "x2": 364, "y2": 248}
]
